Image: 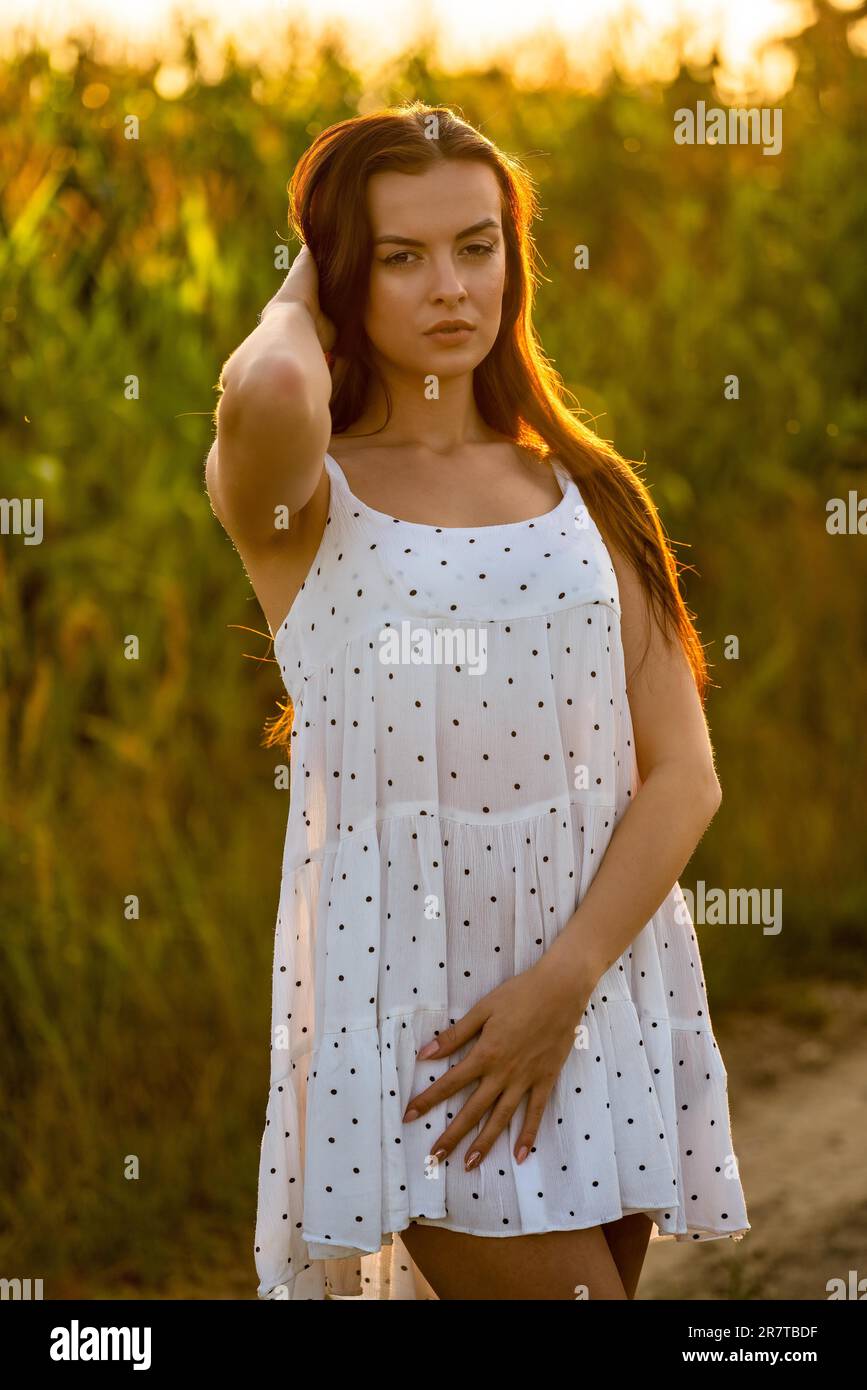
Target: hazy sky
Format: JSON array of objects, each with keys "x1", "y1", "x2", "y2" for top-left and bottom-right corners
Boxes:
[{"x1": 3, "y1": 0, "x2": 863, "y2": 96}]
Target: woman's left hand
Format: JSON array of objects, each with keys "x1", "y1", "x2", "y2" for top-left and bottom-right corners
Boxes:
[{"x1": 402, "y1": 955, "x2": 596, "y2": 1171}]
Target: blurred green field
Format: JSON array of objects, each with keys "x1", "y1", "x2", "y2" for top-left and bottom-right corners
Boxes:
[{"x1": 1, "y1": 8, "x2": 865, "y2": 1297}]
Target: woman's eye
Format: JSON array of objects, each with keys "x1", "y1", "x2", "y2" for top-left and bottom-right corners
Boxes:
[{"x1": 381, "y1": 243, "x2": 497, "y2": 268}]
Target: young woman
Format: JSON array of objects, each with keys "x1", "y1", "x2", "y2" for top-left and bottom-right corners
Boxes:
[{"x1": 206, "y1": 102, "x2": 750, "y2": 1301}]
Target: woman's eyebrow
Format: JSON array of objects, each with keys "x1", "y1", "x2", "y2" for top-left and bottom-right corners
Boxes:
[{"x1": 373, "y1": 217, "x2": 501, "y2": 247}]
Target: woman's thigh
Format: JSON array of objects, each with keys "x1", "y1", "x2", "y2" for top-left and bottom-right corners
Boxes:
[
  {"x1": 398, "y1": 1221, "x2": 629, "y2": 1300},
  {"x1": 601, "y1": 1212, "x2": 654, "y2": 1300}
]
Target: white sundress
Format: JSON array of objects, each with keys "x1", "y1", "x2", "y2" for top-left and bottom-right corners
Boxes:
[{"x1": 253, "y1": 450, "x2": 750, "y2": 1300}]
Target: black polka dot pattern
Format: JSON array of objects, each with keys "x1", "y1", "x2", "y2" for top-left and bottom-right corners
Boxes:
[{"x1": 253, "y1": 453, "x2": 750, "y2": 1301}]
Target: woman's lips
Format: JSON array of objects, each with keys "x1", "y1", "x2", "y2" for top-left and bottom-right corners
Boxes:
[{"x1": 424, "y1": 326, "x2": 476, "y2": 343}]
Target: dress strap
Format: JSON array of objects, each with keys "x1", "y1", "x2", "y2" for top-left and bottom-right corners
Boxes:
[
  {"x1": 323, "y1": 452, "x2": 363, "y2": 523},
  {"x1": 550, "y1": 457, "x2": 573, "y2": 498}
]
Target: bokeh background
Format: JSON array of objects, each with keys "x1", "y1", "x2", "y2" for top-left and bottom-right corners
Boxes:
[{"x1": 1, "y1": 0, "x2": 865, "y2": 1300}]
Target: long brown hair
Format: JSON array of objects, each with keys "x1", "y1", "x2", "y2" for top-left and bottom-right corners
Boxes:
[{"x1": 264, "y1": 100, "x2": 709, "y2": 751}]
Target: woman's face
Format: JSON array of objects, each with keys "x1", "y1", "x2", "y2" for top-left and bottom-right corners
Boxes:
[{"x1": 364, "y1": 159, "x2": 507, "y2": 378}]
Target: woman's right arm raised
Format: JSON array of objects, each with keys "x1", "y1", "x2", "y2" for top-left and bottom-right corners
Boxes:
[{"x1": 207, "y1": 247, "x2": 335, "y2": 550}]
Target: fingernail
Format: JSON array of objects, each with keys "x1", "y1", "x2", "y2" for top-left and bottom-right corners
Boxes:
[
  {"x1": 464, "y1": 1151, "x2": 481, "y2": 1170},
  {"x1": 403, "y1": 1108, "x2": 419, "y2": 1122},
  {"x1": 516, "y1": 1146, "x2": 529, "y2": 1163},
  {"x1": 417, "y1": 1041, "x2": 439, "y2": 1059},
  {"x1": 433, "y1": 1148, "x2": 447, "y2": 1163}
]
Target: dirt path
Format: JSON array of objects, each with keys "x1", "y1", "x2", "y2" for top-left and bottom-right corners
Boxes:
[{"x1": 638, "y1": 981, "x2": 867, "y2": 1300}]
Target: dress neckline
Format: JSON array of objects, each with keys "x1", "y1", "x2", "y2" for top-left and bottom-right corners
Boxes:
[{"x1": 324, "y1": 452, "x2": 573, "y2": 534}]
